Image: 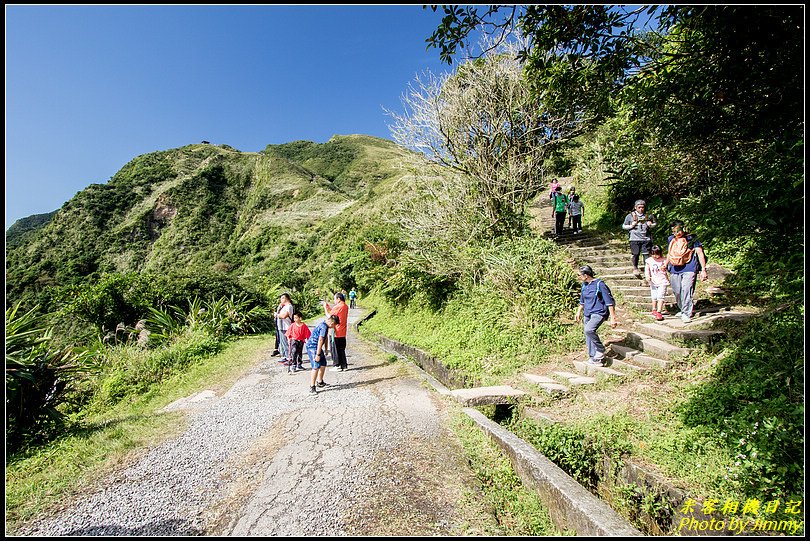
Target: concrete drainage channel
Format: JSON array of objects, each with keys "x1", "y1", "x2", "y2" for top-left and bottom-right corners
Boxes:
[{"x1": 353, "y1": 311, "x2": 643, "y2": 536}]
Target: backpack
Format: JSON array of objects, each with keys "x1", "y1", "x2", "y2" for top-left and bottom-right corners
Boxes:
[{"x1": 668, "y1": 236, "x2": 693, "y2": 266}]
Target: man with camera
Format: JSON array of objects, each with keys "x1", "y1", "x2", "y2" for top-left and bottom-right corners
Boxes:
[
  {"x1": 622, "y1": 199, "x2": 657, "y2": 279},
  {"x1": 324, "y1": 292, "x2": 350, "y2": 372}
]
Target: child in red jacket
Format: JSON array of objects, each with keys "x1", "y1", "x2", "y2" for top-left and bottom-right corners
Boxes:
[{"x1": 285, "y1": 311, "x2": 311, "y2": 373}]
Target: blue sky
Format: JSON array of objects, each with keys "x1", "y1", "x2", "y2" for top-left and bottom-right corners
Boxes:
[{"x1": 5, "y1": 5, "x2": 452, "y2": 229}]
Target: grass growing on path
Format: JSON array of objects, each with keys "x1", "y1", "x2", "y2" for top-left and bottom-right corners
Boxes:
[
  {"x1": 5, "y1": 334, "x2": 274, "y2": 535},
  {"x1": 451, "y1": 412, "x2": 571, "y2": 536}
]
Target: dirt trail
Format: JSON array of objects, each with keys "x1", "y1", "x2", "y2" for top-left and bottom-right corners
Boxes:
[{"x1": 20, "y1": 309, "x2": 491, "y2": 536}]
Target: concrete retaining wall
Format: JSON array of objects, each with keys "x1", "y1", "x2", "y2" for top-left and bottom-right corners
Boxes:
[
  {"x1": 465, "y1": 408, "x2": 643, "y2": 536},
  {"x1": 356, "y1": 310, "x2": 641, "y2": 536}
]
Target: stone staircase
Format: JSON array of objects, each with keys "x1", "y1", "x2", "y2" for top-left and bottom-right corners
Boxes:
[{"x1": 522, "y1": 198, "x2": 756, "y2": 396}]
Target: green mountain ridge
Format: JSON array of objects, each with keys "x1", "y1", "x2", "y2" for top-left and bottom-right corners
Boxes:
[{"x1": 5, "y1": 134, "x2": 431, "y2": 308}]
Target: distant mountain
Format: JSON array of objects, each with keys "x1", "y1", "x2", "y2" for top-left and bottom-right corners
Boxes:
[
  {"x1": 5, "y1": 135, "x2": 435, "y2": 307},
  {"x1": 6, "y1": 211, "x2": 57, "y2": 248}
]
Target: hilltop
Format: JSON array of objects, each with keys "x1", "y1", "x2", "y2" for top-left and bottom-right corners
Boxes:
[{"x1": 5, "y1": 135, "x2": 430, "y2": 311}]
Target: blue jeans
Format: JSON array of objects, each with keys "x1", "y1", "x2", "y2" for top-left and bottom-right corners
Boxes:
[
  {"x1": 278, "y1": 332, "x2": 290, "y2": 361},
  {"x1": 670, "y1": 272, "x2": 696, "y2": 317},
  {"x1": 583, "y1": 314, "x2": 607, "y2": 360}
]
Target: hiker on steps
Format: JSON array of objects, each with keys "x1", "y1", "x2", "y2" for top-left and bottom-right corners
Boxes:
[
  {"x1": 622, "y1": 200, "x2": 657, "y2": 278},
  {"x1": 552, "y1": 186, "x2": 569, "y2": 235},
  {"x1": 568, "y1": 194, "x2": 584, "y2": 234},
  {"x1": 645, "y1": 245, "x2": 669, "y2": 321},
  {"x1": 548, "y1": 178, "x2": 561, "y2": 218},
  {"x1": 667, "y1": 220, "x2": 708, "y2": 323},
  {"x1": 574, "y1": 265, "x2": 619, "y2": 367},
  {"x1": 566, "y1": 186, "x2": 577, "y2": 229}
]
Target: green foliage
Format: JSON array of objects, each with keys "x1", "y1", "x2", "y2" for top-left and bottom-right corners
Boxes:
[
  {"x1": 5, "y1": 303, "x2": 99, "y2": 451},
  {"x1": 53, "y1": 271, "x2": 271, "y2": 342},
  {"x1": 172, "y1": 295, "x2": 273, "y2": 338},
  {"x1": 89, "y1": 329, "x2": 224, "y2": 408},
  {"x1": 5, "y1": 211, "x2": 57, "y2": 249},
  {"x1": 360, "y1": 235, "x2": 582, "y2": 384},
  {"x1": 508, "y1": 418, "x2": 601, "y2": 488},
  {"x1": 677, "y1": 305, "x2": 804, "y2": 502},
  {"x1": 266, "y1": 138, "x2": 358, "y2": 184},
  {"x1": 452, "y1": 414, "x2": 565, "y2": 535}
]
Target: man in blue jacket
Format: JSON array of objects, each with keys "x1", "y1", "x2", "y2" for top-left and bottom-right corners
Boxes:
[{"x1": 574, "y1": 265, "x2": 619, "y2": 366}]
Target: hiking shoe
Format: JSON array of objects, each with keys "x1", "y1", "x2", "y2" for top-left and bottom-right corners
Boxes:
[
  {"x1": 681, "y1": 313, "x2": 692, "y2": 323},
  {"x1": 587, "y1": 358, "x2": 605, "y2": 366},
  {"x1": 653, "y1": 311, "x2": 664, "y2": 321},
  {"x1": 271, "y1": 350, "x2": 281, "y2": 357},
  {"x1": 317, "y1": 381, "x2": 330, "y2": 388},
  {"x1": 309, "y1": 386, "x2": 317, "y2": 395}
]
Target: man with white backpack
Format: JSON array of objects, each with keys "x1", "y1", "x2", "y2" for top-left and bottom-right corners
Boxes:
[{"x1": 667, "y1": 220, "x2": 709, "y2": 323}]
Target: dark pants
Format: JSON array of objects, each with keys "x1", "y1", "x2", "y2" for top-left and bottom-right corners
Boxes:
[
  {"x1": 555, "y1": 211, "x2": 567, "y2": 234},
  {"x1": 289, "y1": 340, "x2": 304, "y2": 368},
  {"x1": 329, "y1": 333, "x2": 337, "y2": 366},
  {"x1": 630, "y1": 240, "x2": 652, "y2": 269},
  {"x1": 334, "y1": 336, "x2": 347, "y2": 369},
  {"x1": 572, "y1": 215, "x2": 582, "y2": 232}
]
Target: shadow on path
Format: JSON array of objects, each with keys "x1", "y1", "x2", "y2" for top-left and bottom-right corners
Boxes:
[{"x1": 65, "y1": 520, "x2": 202, "y2": 536}]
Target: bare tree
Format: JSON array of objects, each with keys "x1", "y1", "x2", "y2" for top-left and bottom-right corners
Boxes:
[{"x1": 387, "y1": 36, "x2": 583, "y2": 242}]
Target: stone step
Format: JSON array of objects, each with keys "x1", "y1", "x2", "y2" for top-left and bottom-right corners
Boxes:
[
  {"x1": 591, "y1": 266, "x2": 646, "y2": 275},
  {"x1": 449, "y1": 385, "x2": 528, "y2": 406},
  {"x1": 691, "y1": 310, "x2": 757, "y2": 327},
  {"x1": 612, "y1": 286, "x2": 656, "y2": 295},
  {"x1": 608, "y1": 358, "x2": 650, "y2": 372},
  {"x1": 609, "y1": 344, "x2": 640, "y2": 359},
  {"x1": 623, "y1": 332, "x2": 692, "y2": 360},
  {"x1": 610, "y1": 343, "x2": 672, "y2": 369},
  {"x1": 619, "y1": 294, "x2": 677, "y2": 303},
  {"x1": 550, "y1": 229, "x2": 599, "y2": 237},
  {"x1": 636, "y1": 322, "x2": 725, "y2": 344},
  {"x1": 599, "y1": 275, "x2": 648, "y2": 284},
  {"x1": 523, "y1": 374, "x2": 570, "y2": 395},
  {"x1": 565, "y1": 244, "x2": 614, "y2": 253},
  {"x1": 578, "y1": 254, "x2": 636, "y2": 264},
  {"x1": 552, "y1": 371, "x2": 597, "y2": 386},
  {"x1": 630, "y1": 353, "x2": 673, "y2": 369},
  {"x1": 572, "y1": 360, "x2": 626, "y2": 378},
  {"x1": 554, "y1": 235, "x2": 603, "y2": 245}
]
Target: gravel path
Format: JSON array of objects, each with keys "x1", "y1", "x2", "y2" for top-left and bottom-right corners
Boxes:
[{"x1": 21, "y1": 309, "x2": 489, "y2": 536}]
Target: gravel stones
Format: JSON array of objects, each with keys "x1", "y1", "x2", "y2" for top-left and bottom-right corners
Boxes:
[{"x1": 21, "y1": 311, "x2": 469, "y2": 536}]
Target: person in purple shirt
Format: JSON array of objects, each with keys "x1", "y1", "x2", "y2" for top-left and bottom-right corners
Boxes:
[
  {"x1": 574, "y1": 265, "x2": 619, "y2": 366},
  {"x1": 666, "y1": 220, "x2": 708, "y2": 323}
]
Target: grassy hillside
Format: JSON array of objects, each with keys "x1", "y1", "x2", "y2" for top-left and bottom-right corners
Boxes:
[
  {"x1": 5, "y1": 136, "x2": 426, "y2": 317},
  {"x1": 6, "y1": 211, "x2": 57, "y2": 249}
]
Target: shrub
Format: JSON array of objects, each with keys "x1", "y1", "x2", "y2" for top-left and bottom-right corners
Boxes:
[{"x1": 5, "y1": 303, "x2": 99, "y2": 450}]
